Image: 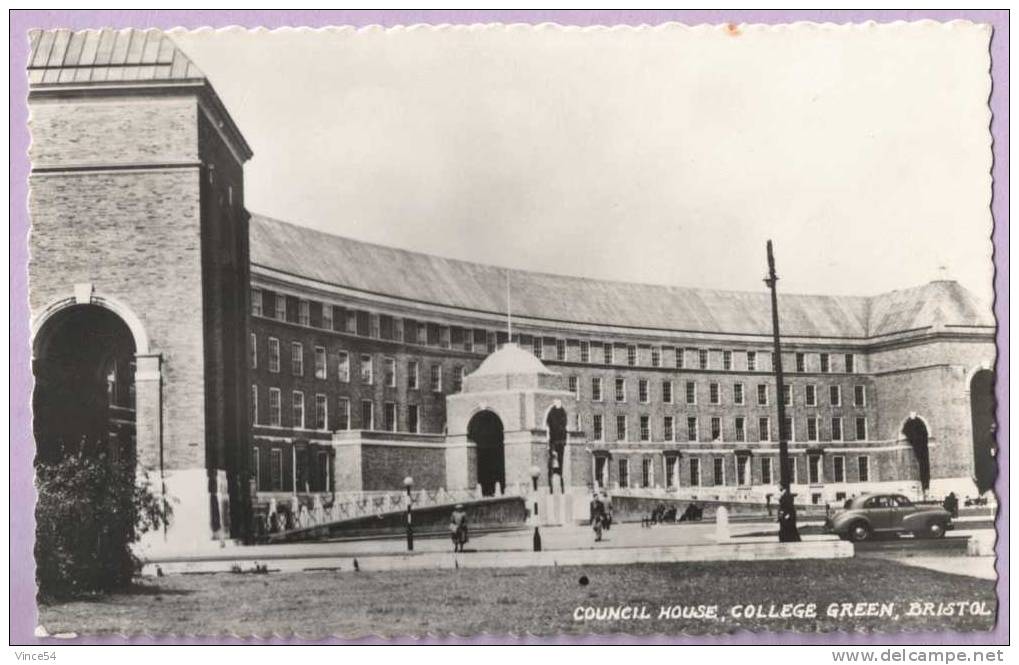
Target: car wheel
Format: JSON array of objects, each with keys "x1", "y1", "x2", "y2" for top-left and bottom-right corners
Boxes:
[
  {"x1": 849, "y1": 521, "x2": 871, "y2": 542},
  {"x1": 926, "y1": 521, "x2": 947, "y2": 539}
]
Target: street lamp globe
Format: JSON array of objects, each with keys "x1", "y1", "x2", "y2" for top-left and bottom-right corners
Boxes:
[{"x1": 403, "y1": 476, "x2": 414, "y2": 488}]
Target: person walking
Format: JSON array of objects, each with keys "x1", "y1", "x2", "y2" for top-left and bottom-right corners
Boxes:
[
  {"x1": 590, "y1": 492, "x2": 607, "y2": 542},
  {"x1": 450, "y1": 504, "x2": 469, "y2": 552}
]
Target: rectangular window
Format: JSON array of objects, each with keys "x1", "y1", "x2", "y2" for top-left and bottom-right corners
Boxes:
[
  {"x1": 641, "y1": 458, "x2": 652, "y2": 488},
  {"x1": 710, "y1": 416, "x2": 722, "y2": 441},
  {"x1": 615, "y1": 377, "x2": 626, "y2": 403},
  {"x1": 616, "y1": 415, "x2": 627, "y2": 442},
  {"x1": 268, "y1": 388, "x2": 281, "y2": 427},
  {"x1": 291, "y1": 342, "x2": 304, "y2": 376},
  {"x1": 831, "y1": 416, "x2": 843, "y2": 441},
  {"x1": 380, "y1": 315, "x2": 395, "y2": 341},
  {"x1": 556, "y1": 339, "x2": 566, "y2": 361},
  {"x1": 662, "y1": 380, "x2": 673, "y2": 404},
  {"x1": 430, "y1": 364, "x2": 443, "y2": 393},
  {"x1": 453, "y1": 366, "x2": 465, "y2": 392},
  {"x1": 337, "y1": 351, "x2": 350, "y2": 382},
  {"x1": 268, "y1": 337, "x2": 280, "y2": 373},
  {"x1": 580, "y1": 341, "x2": 590, "y2": 363},
  {"x1": 689, "y1": 458, "x2": 701, "y2": 487},
  {"x1": 782, "y1": 384, "x2": 792, "y2": 406},
  {"x1": 761, "y1": 457, "x2": 773, "y2": 486},
  {"x1": 854, "y1": 385, "x2": 866, "y2": 406},
  {"x1": 592, "y1": 377, "x2": 603, "y2": 402},
  {"x1": 314, "y1": 346, "x2": 327, "y2": 379},
  {"x1": 384, "y1": 356, "x2": 396, "y2": 388},
  {"x1": 360, "y1": 354, "x2": 373, "y2": 384},
  {"x1": 663, "y1": 416, "x2": 674, "y2": 441},
  {"x1": 251, "y1": 288, "x2": 263, "y2": 316},
  {"x1": 709, "y1": 382, "x2": 720, "y2": 404},
  {"x1": 807, "y1": 417, "x2": 819, "y2": 442},
  {"x1": 603, "y1": 343, "x2": 613, "y2": 365},
  {"x1": 758, "y1": 416, "x2": 770, "y2": 442},
  {"x1": 384, "y1": 402, "x2": 397, "y2": 432},
  {"x1": 830, "y1": 385, "x2": 841, "y2": 406},
  {"x1": 723, "y1": 350, "x2": 733, "y2": 371},
  {"x1": 627, "y1": 345, "x2": 637, "y2": 366},
  {"x1": 781, "y1": 417, "x2": 793, "y2": 441},
  {"x1": 618, "y1": 459, "x2": 629, "y2": 488},
  {"x1": 713, "y1": 457, "x2": 724, "y2": 486},
  {"x1": 820, "y1": 353, "x2": 830, "y2": 373},
  {"x1": 676, "y1": 349, "x2": 685, "y2": 369},
  {"x1": 845, "y1": 353, "x2": 856, "y2": 374},
  {"x1": 805, "y1": 384, "x2": 817, "y2": 407},
  {"x1": 687, "y1": 417, "x2": 698, "y2": 442},
  {"x1": 747, "y1": 351, "x2": 757, "y2": 372},
  {"x1": 270, "y1": 448, "x2": 283, "y2": 491},
  {"x1": 858, "y1": 456, "x2": 870, "y2": 482},
  {"x1": 358, "y1": 311, "x2": 372, "y2": 337},
  {"x1": 698, "y1": 349, "x2": 709, "y2": 370},
  {"x1": 638, "y1": 379, "x2": 649, "y2": 403},
  {"x1": 757, "y1": 384, "x2": 769, "y2": 406},
  {"x1": 569, "y1": 376, "x2": 580, "y2": 400},
  {"x1": 407, "y1": 404, "x2": 420, "y2": 433},
  {"x1": 809, "y1": 455, "x2": 822, "y2": 484},
  {"x1": 639, "y1": 415, "x2": 650, "y2": 441},
  {"x1": 736, "y1": 455, "x2": 750, "y2": 486},
  {"x1": 593, "y1": 414, "x2": 604, "y2": 442},
  {"x1": 665, "y1": 456, "x2": 678, "y2": 488},
  {"x1": 531, "y1": 336, "x2": 543, "y2": 359},
  {"x1": 462, "y1": 329, "x2": 473, "y2": 353},
  {"x1": 361, "y1": 400, "x2": 374, "y2": 430},
  {"x1": 337, "y1": 397, "x2": 350, "y2": 430},
  {"x1": 275, "y1": 293, "x2": 286, "y2": 320},
  {"x1": 252, "y1": 447, "x2": 261, "y2": 491},
  {"x1": 315, "y1": 394, "x2": 327, "y2": 430},
  {"x1": 292, "y1": 391, "x2": 305, "y2": 429},
  {"x1": 322, "y1": 303, "x2": 333, "y2": 330},
  {"x1": 651, "y1": 346, "x2": 661, "y2": 368},
  {"x1": 299, "y1": 300, "x2": 310, "y2": 326},
  {"x1": 686, "y1": 381, "x2": 697, "y2": 405},
  {"x1": 855, "y1": 417, "x2": 868, "y2": 441},
  {"x1": 249, "y1": 332, "x2": 258, "y2": 369},
  {"x1": 795, "y1": 352, "x2": 805, "y2": 373},
  {"x1": 733, "y1": 383, "x2": 744, "y2": 405},
  {"x1": 734, "y1": 416, "x2": 745, "y2": 442},
  {"x1": 250, "y1": 385, "x2": 258, "y2": 425},
  {"x1": 833, "y1": 455, "x2": 846, "y2": 483},
  {"x1": 408, "y1": 360, "x2": 419, "y2": 390}
]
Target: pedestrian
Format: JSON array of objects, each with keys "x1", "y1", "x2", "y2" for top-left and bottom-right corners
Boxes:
[
  {"x1": 450, "y1": 504, "x2": 468, "y2": 552},
  {"x1": 943, "y1": 491, "x2": 959, "y2": 518},
  {"x1": 590, "y1": 492, "x2": 607, "y2": 542},
  {"x1": 778, "y1": 488, "x2": 801, "y2": 542}
]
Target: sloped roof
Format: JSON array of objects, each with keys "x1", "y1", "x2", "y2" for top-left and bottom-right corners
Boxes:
[
  {"x1": 27, "y1": 28, "x2": 204, "y2": 86},
  {"x1": 249, "y1": 214, "x2": 993, "y2": 339}
]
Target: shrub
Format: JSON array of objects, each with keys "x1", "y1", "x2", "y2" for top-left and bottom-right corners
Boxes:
[{"x1": 35, "y1": 440, "x2": 169, "y2": 600}]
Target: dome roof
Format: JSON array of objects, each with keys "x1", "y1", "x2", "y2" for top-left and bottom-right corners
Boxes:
[{"x1": 471, "y1": 343, "x2": 555, "y2": 377}]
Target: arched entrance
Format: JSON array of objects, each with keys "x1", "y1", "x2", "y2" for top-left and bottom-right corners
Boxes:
[
  {"x1": 33, "y1": 304, "x2": 138, "y2": 466},
  {"x1": 468, "y1": 410, "x2": 505, "y2": 496},
  {"x1": 902, "y1": 417, "x2": 930, "y2": 492},
  {"x1": 970, "y1": 369, "x2": 997, "y2": 494}
]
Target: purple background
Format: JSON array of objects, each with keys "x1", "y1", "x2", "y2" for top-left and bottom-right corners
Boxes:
[{"x1": 8, "y1": 9, "x2": 1009, "y2": 646}]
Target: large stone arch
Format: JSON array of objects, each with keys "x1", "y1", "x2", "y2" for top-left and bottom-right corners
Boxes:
[
  {"x1": 467, "y1": 408, "x2": 505, "y2": 496},
  {"x1": 967, "y1": 364, "x2": 997, "y2": 495},
  {"x1": 900, "y1": 414, "x2": 932, "y2": 493}
]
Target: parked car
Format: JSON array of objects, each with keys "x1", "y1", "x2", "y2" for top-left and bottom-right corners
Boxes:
[{"x1": 825, "y1": 493, "x2": 953, "y2": 542}]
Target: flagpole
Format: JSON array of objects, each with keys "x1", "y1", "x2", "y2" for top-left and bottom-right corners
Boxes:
[{"x1": 506, "y1": 269, "x2": 513, "y2": 343}]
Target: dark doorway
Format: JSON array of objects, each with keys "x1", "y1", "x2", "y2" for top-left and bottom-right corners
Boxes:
[
  {"x1": 902, "y1": 417, "x2": 930, "y2": 492},
  {"x1": 970, "y1": 369, "x2": 997, "y2": 494},
  {"x1": 33, "y1": 305, "x2": 137, "y2": 466},
  {"x1": 468, "y1": 410, "x2": 505, "y2": 496}
]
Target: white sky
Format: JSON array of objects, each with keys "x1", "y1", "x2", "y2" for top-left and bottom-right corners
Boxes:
[{"x1": 173, "y1": 22, "x2": 993, "y2": 301}]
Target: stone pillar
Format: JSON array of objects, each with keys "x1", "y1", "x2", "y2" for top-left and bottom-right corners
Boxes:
[
  {"x1": 133, "y1": 353, "x2": 162, "y2": 472},
  {"x1": 444, "y1": 439, "x2": 472, "y2": 490}
]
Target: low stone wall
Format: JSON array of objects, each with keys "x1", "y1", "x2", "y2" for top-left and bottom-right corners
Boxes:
[
  {"x1": 608, "y1": 495, "x2": 830, "y2": 523},
  {"x1": 269, "y1": 496, "x2": 528, "y2": 543}
]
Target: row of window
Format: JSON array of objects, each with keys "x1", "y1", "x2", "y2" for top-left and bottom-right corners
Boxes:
[
  {"x1": 578, "y1": 377, "x2": 868, "y2": 408},
  {"x1": 251, "y1": 289, "x2": 858, "y2": 373},
  {"x1": 599, "y1": 453, "x2": 872, "y2": 489},
  {"x1": 251, "y1": 335, "x2": 466, "y2": 392},
  {"x1": 589, "y1": 414, "x2": 869, "y2": 443},
  {"x1": 251, "y1": 445, "x2": 331, "y2": 493},
  {"x1": 251, "y1": 386, "x2": 424, "y2": 433}
]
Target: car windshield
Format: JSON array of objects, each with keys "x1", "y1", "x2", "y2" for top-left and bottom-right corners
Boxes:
[{"x1": 893, "y1": 495, "x2": 913, "y2": 507}]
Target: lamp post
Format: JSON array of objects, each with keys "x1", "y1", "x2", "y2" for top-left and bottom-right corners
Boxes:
[
  {"x1": 764, "y1": 240, "x2": 800, "y2": 542},
  {"x1": 403, "y1": 475, "x2": 414, "y2": 551},
  {"x1": 529, "y1": 465, "x2": 542, "y2": 552}
]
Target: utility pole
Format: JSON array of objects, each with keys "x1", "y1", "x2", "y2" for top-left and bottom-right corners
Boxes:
[{"x1": 765, "y1": 240, "x2": 800, "y2": 541}]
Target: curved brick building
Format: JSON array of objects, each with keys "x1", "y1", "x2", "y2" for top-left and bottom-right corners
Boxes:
[{"x1": 27, "y1": 29, "x2": 997, "y2": 551}]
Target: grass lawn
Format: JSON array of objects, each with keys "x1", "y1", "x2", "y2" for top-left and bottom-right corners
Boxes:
[{"x1": 38, "y1": 558, "x2": 996, "y2": 639}]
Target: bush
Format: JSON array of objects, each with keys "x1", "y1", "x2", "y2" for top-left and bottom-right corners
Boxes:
[{"x1": 35, "y1": 441, "x2": 169, "y2": 600}]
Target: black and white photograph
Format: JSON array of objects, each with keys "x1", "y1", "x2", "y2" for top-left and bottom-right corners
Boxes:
[{"x1": 17, "y1": 13, "x2": 1004, "y2": 644}]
